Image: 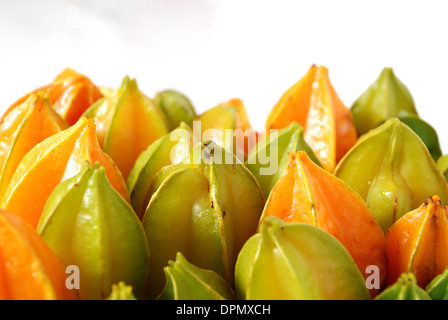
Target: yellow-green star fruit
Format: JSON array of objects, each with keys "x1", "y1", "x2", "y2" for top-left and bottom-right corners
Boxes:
[
  {"x1": 83, "y1": 76, "x2": 169, "y2": 179},
  {"x1": 157, "y1": 252, "x2": 235, "y2": 300},
  {"x1": 154, "y1": 90, "x2": 197, "y2": 130},
  {"x1": 399, "y1": 116, "x2": 442, "y2": 162},
  {"x1": 351, "y1": 67, "x2": 418, "y2": 136},
  {"x1": 37, "y1": 162, "x2": 150, "y2": 300},
  {"x1": 334, "y1": 118, "x2": 448, "y2": 232},
  {"x1": 142, "y1": 141, "x2": 265, "y2": 299},
  {"x1": 127, "y1": 122, "x2": 194, "y2": 219},
  {"x1": 426, "y1": 268, "x2": 448, "y2": 300},
  {"x1": 193, "y1": 98, "x2": 256, "y2": 162},
  {"x1": 106, "y1": 282, "x2": 138, "y2": 300},
  {"x1": 245, "y1": 122, "x2": 321, "y2": 198},
  {"x1": 234, "y1": 217, "x2": 370, "y2": 300},
  {"x1": 351, "y1": 68, "x2": 442, "y2": 161},
  {"x1": 437, "y1": 154, "x2": 448, "y2": 182},
  {"x1": 375, "y1": 273, "x2": 431, "y2": 300}
]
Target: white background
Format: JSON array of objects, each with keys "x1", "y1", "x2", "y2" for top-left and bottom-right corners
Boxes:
[{"x1": 1, "y1": 0, "x2": 448, "y2": 152}]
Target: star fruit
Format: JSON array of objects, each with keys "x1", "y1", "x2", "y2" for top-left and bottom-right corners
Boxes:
[
  {"x1": 245, "y1": 121, "x2": 321, "y2": 199},
  {"x1": 351, "y1": 67, "x2": 441, "y2": 161},
  {"x1": 351, "y1": 67, "x2": 418, "y2": 136},
  {"x1": 2, "y1": 68, "x2": 103, "y2": 125},
  {"x1": 437, "y1": 154, "x2": 448, "y2": 182},
  {"x1": 234, "y1": 217, "x2": 370, "y2": 300},
  {"x1": 1, "y1": 116, "x2": 129, "y2": 229},
  {"x1": 426, "y1": 268, "x2": 448, "y2": 300},
  {"x1": 157, "y1": 252, "x2": 235, "y2": 300},
  {"x1": 0, "y1": 210, "x2": 78, "y2": 300},
  {"x1": 83, "y1": 76, "x2": 169, "y2": 179},
  {"x1": 142, "y1": 141, "x2": 265, "y2": 298},
  {"x1": 334, "y1": 118, "x2": 448, "y2": 232},
  {"x1": 386, "y1": 195, "x2": 448, "y2": 288},
  {"x1": 265, "y1": 64, "x2": 358, "y2": 172},
  {"x1": 193, "y1": 98, "x2": 258, "y2": 162},
  {"x1": 261, "y1": 150, "x2": 387, "y2": 296},
  {"x1": 399, "y1": 116, "x2": 442, "y2": 162},
  {"x1": 106, "y1": 282, "x2": 138, "y2": 300},
  {"x1": 375, "y1": 273, "x2": 431, "y2": 300},
  {"x1": 127, "y1": 122, "x2": 194, "y2": 219},
  {"x1": 0, "y1": 93, "x2": 68, "y2": 201},
  {"x1": 37, "y1": 162, "x2": 150, "y2": 300},
  {"x1": 153, "y1": 89, "x2": 197, "y2": 130}
]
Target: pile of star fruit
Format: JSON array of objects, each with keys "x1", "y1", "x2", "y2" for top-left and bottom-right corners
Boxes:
[{"x1": 1, "y1": 65, "x2": 448, "y2": 300}]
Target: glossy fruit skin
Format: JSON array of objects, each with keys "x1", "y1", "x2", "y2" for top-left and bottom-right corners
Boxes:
[
  {"x1": 157, "y1": 252, "x2": 235, "y2": 300},
  {"x1": 375, "y1": 273, "x2": 431, "y2": 300},
  {"x1": 0, "y1": 210, "x2": 79, "y2": 300},
  {"x1": 106, "y1": 282, "x2": 138, "y2": 300},
  {"x1": 437, "y1": 154, "x2": 448, "y2": 182},
  {"x1": 154, "y1": 90, "x2": 197, "y2": 130},
  {"x1": 261, "y1": 150, "x2": 387, "y2": 297},
  {"x1": 351, "y1": 67, "x2": 418, "y2": 136},
  {"x1": 83, "y1": 76, "x2": 169, "y2": 179},
  {"x1": 1, "y1": 116, "x2": 129, "y2": 229},
  {"x1": 127, "y1": 123, "x2": 193, "y2": 219},
  {"x1": 335, "y1": 118, "x2": 448, "y2": 232},
  {"x1": 350, "y1": 67, "x2": 441, "y2": 161},
  {"x1": 235, "y1": 217, "x2": 370, "y2": 300},
  {"x1": 0, "y1": 93, "x2": 68, "y2": 201},
  {"x1": 265, "y1": 64, "x2": 357, "y2": 172},
  {"x1": 245, "y1": 122, "x2": 321, "y2": 199},
  {"x1": 400, "y1": 117, "x2": 442, "y2": 162},
  {"x1": 194, "y1": 98, "x2": 257, "y2": 162},
  {"x1": 386, "y1": 195, "x2": 448, "y2": 288},
  {"x1": 2, "y1": 68, "x2": 103, "y2": 126},
  {"x1": 37, "y1": 162, "x2": 150, "y2": 300},
  {"x1": 426, "y1": 268, "x2": 448, "y2": 300},
  {"x1": 142, "y1": 141, "x2": 265, "y2": 299}
]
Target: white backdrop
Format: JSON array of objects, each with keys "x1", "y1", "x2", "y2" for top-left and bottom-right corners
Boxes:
[{"x1": 1, "y1": 0, "x2": 448, "y2": 152}]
